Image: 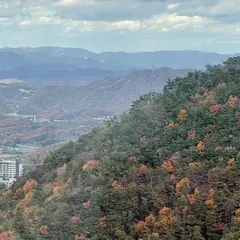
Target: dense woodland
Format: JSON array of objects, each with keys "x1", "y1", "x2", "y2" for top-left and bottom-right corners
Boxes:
[{"x1": 1, "y1": 56, "x2": 240, "y2": 239}]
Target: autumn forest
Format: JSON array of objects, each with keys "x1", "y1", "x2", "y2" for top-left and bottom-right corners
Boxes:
[{"x1": 1, "y1": 57, "x2": 240, "y2": 240}]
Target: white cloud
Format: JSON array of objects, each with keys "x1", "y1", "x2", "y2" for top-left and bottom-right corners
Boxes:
[
  {"x1": 53, "y1": 0, "x2": 169, "y2": 21},
  {"x1": 109, "y1": 20, "x2": 141, "y2": 31},
  {"x1": 20, "y1": 20, "x2": 31, "y2": 26},
  {"x1": 1, "y1": 0, "x2": 240, "y2": 53},
  {"x1": 38, "y1": 16, "x2": 62, "y2": 25},
  {"x1": 0, "y1": 17, "x2": 9, "y2": 22},
  {"x1": 142, "y1": 14, "x2": 211, "y2": 32},
  {"x1": 65, "y1": 13, "x2": 211, "y2": 33},
  {"x1": 56, "y1": 0, "x2": 95, "y2": 7},
  {"x1": 64, "y1": 26, "x2": 73, "y2": 33},
  {"x1": 167, "y1": 3, "x2": 179, "y2": 10}
]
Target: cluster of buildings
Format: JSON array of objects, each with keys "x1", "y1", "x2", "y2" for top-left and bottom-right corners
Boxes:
[{"x1": 0, "y1": 158, "x2": 23, "y2": 187}]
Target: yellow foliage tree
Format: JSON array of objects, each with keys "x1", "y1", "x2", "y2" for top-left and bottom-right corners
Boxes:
[
  {"x1": 195, "y1": 141, "x2": 205, "y2": 155},
  {"x1": 39, "y1": 225, "x2": 49, "y2": 236},
  {"x1": 178, "y1": 109, "x2": 187, "y2": 121},
  {"x1": 176, "y1": 177, "x2": 189, "y2": 194}
]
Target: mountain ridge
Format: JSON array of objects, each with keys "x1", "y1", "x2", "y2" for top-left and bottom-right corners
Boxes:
[
  {"x1": 16, "y1": 67, "x2": 190, "y2": 115},
  {"x1": 0, "y1": 48, "x2": 234, "y2": 84}
]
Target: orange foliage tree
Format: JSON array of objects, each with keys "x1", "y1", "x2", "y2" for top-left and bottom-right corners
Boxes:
[
  {"x1": 159, "y1": 207, "x2": 177, "y2": 235},
  {"x1": 189, "y1": 162, "x2": 201, "y2": 168},
  {"x1": 138, "y1": 164, "x2": 148, "y2": 175},
  {"x1": 195, "y1": 141, "x2": 205, "y2": 156},
  {"x1": 98, "y1": 216, "x2": 107, "y2": 228},
  {"x1": 209, "y1": 104, "x2": 225, "y2": 115},
  {"x1": 39, "y1": 225, "x2": 49, "y2": 236},
  {"x1": 23, "y1": 179, "x2": 37, "y2": 194},
  {"x1": 0, "y1": 231, "x2": 15, "y2": 240},
  {"x1": 188, "y1": 194, "x2": 197, "y2": 205},
  {"x1": 227, "y1": 158, "x2": 236, "y2": 170},
  {"x1": 82, "y1": 160, "x2": 99, "y2": 171},
  {"x1": 161, "y1": 160, "x2": 174, "y2": 171},
  {"x1": 234, "y1": 209, "x2": 240, "y2": 222},
  {"x1": 176, "y1": 177, "x2": 189, "y2": 195},
  {"x1": 227, "y1": 96, "x2": 239, "y2": 107},
  {"x1": 112, "y1": 181, "x2": 126, "y2": 191},
  {"x1": 205, "y1": 188, "x2": 216, "y2": 210},
  {"x1": 53, "y1": 180, "x2": 69, "y2": 197},
  {"x1": 178, "y1": 109, "x2": 187, "y2": 121},
  {"x1": 22, "y1": 191, "x2": 34, "y2": 209},
  {"x1": 136, "y1": 221, "x2": 145, "y2": 232}
]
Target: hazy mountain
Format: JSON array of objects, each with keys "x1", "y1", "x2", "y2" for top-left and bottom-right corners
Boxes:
[
  {"x1": 0, "y1": 48, "x2": 233, "y2": 84},
  {"x1": 0, "y1": 51, "x2": 27, "y2": 70},
  {"x1": 0, "y1": 47, "x2": 129, "y2": 71},
  {"x1": 4, "y1": 47, "x2": 98, "y2": 59},
  {"x1": 17, "y1": 67, "x2": 190, "y2": 115},
  {"x1": 100, "y1": 50, "x2": 232, "y2": 69},
  {"x1": 0, "y1": 66, "x2": 129, "y2": 83}
]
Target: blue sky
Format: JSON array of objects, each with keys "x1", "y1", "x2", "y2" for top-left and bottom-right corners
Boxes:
[{"x1": 0, "y1": 0, "x2": 239, "y2": 53}]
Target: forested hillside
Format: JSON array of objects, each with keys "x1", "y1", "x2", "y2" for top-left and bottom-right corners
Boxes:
[
  {"x1": 17, "y1": 67, "x2": 189, "y2": 115},
  {"x1": 1, "y1": 57, "x2": 240, "y2": 240}
]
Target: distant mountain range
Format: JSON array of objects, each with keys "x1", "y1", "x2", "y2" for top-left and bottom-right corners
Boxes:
[
  {"x1": 0, "y1": 47, "x2": 234, "y2": 84},
  {"x1": 16, "y1": 67, "x2": 190, "y2": 115}
]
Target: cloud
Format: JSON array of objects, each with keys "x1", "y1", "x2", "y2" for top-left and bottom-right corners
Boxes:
[
  {"x1": 0, "y1": 0, "x2": 240, "y2": 53},
  {"x1": 167, "y1": 3, "x2": 179, "y2": 10},
  {"x1": 0, "y1": 17, "x2": 9, "y2": 22},
  {"x1": 38, "y1": 16, "x2": 62, "y2": 25},
  {"x1": 53, "y1": 0, "x2": 172, "y2": 21},
  {"x1": 57, "y1": 13, "x2": 213, "y2": 33},
  {"x1": 19, "y1": 20, "x2": 31, "y2": 26},
  {"x1": 169, "y1": 0, "x2": 240, "y2": 21},
  {"x1": 1, "y1": 0, "x2": 239, "y2": 35},
  {"x1": 56, "y1": 0, "x2": 96, "y2": 7}
]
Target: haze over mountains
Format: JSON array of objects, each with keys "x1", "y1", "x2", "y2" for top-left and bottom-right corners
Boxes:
[
  {"x1": 17, "y1": 67, "x2": 189, "y2": 115},
  {"x1": 0, "y1": 47, "x2": 232, "y2": 84}
]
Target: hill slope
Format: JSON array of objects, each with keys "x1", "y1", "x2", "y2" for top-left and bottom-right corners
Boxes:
[
  {"x1": 18, "y1": 67, "x2": 189, "y2": 115},
  {"x1": 1, "y1": 57, "x2": 240, "y2": 240}
]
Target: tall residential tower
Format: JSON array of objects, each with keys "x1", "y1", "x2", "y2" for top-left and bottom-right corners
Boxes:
[{"x1": 0, "y1": 158, "x2": 23, "y2": 187}]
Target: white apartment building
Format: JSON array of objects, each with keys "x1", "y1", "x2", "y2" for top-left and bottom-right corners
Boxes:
[{"x1": 0, "y1": 158, "x2": 23, "y2": 187}]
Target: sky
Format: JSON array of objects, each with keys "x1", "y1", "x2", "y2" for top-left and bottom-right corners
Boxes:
[{"x1": 0, "y1": 0, "x2": 239, "y2": 53}]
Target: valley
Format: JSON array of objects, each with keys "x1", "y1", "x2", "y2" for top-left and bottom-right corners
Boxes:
[{"x1": 0, "y1": 66, "x2": 190, "y2": 168}]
